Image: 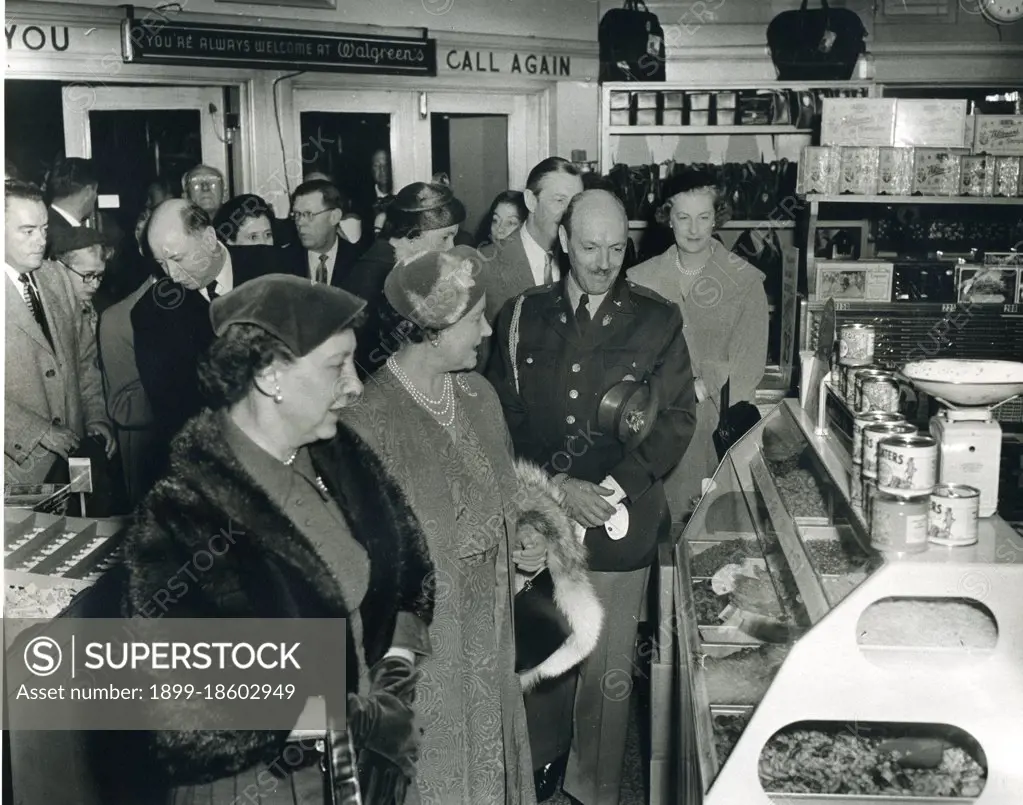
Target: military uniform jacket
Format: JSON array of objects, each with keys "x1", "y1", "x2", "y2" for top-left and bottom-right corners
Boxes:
[{"x1": 487, "y1": 277, "x2": 698, "y2": 570}]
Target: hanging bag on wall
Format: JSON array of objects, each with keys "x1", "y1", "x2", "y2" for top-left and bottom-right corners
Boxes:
[
  {"x1": 766, "y1": 0, "x2": 866, "y2": 81},
  {"x1": 599, "y1": 0, "x2": 666, "y2": 82}
]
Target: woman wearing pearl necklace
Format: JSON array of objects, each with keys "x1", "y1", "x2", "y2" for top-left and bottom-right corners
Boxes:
[
  {"x1": 628, "y1": 168, "x2": 769, "y2": 520},
  {"x1": 342, "y1": 247, "x2": 602, "y2": 805}
]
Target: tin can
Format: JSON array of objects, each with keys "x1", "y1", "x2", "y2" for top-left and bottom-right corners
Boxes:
[
  {"x1": 852, "y1": 411, "x2": 904, "y2": 466},
  {"x1": 838, "y1": 324, "x2": 875, "y2": 367},
  {"x1": 871, "y1": 492, "x2": 929, "y2": 553},
  {"x1": 863, "y1": 477, "x2": 879, "y2": 527},
  {"x1": 928, "y1": 484, "x2": 980, "y2": 547},
  {"x1": 862, "y1": 422, "x2": 917, "y2": 477},
  {"x1": 850, "y1": 473, "x2": 864, "y2": 510},
  {"x1": 877, "y1": 434, "x2": 938, "y2": 497},
  {"x1": 856, "y1": 370, "x2": 900, "y2": 414},
  {"x1": 844, "y1": 365, "x2": 865, "y2": 407}
]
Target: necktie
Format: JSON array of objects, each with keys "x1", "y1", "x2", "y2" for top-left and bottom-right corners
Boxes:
[
  {"x1": 543, "y1": 251, "x2": 554, "y2": 286},
  {"x1": 206, "y1": 282, "x2": 220, "y2": 300},
  {"x1": 575, "y1": 293, "x2": 591, "y2": 330},
  {"x1": 316, "y1": 253, "x2": 330, "y2": 285},
  {"x1": 19, "y1": 273, "x2": 54, "y2": 350}
]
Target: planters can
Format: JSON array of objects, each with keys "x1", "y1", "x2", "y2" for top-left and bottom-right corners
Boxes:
[
  {"x1": 862, "y1": 422, "x2": 917, "y2": 478},
  {"x1": 856, "y1": 370, "x2": 901, "y2": 415},
  {"x1": 877, "y1": 434, "x2": 938, "y2": 497},
  {"x1": 838, "y1": 324, "x2": 876, "y2": 367},
  {"x1": 844, "y1": 364, "x2": 870, "y2": 407},
  {"x1": 928, "y1": 484, "x2": 980, "y2": 547},
  {"x1": 863, "y1": 477, "x2": 879, "y2": 527},
  {"x1": 871, "y1": 492, "x2": 929, "y2": 553},
  {"x1": 853, "y1": 411, "x2": 905, "y2": 466}
]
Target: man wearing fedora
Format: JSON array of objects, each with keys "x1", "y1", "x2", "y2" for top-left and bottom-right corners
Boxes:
[{"x1": 488, "y1": 189, "x2": 697, "y2": 805}]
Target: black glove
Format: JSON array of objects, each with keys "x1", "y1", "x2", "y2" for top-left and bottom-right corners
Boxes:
[
  {"x1": 347, "y1": 692, "x2": 416, "y2": 769},
  {"x1": 369, "y1": 655, "x2": 418, "y2": 704}
]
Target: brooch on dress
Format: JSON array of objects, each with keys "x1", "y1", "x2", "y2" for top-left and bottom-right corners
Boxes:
[
  {"x1": 602, "y1": 314, "x2": 612, "y2": 327},
  {"x1": 456, "y1": 374, "x2": 478, "y2": 397},
  {"x1": 559, "y1": 312, "x2": 568, "y2": 324}
]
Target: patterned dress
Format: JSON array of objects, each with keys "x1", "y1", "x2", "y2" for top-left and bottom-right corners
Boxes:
[{"x1": 341, "y1": 369, "x2": 534, "y2": 805}]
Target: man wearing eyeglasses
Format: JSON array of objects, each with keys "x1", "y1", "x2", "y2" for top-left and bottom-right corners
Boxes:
[
  {"x1": 182, "y1": 164, "x2": 226, "y2": 218},
  {"x1": 51, "y1": 225, "x2": 107, "y2": 332},
  {"x1": 290, "y1": 179, "x2": 361, "y2": 288}
]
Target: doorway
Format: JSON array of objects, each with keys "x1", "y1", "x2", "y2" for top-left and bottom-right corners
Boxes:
[
  {"x1": 432, "y1": 113, "x2": 509, "y2": 238},
  {"x1": 290, "y1": 86, "x2": 546, "y2": 227}
]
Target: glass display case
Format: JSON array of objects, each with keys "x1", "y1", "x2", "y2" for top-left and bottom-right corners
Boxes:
[{"x1": 673, "y1": 399, "x2": 1023, "y2": 804}]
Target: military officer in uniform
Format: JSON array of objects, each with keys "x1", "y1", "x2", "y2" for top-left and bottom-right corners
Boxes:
[{"x1": 487, "y1": 189, "x2": 697, "y2": 804}]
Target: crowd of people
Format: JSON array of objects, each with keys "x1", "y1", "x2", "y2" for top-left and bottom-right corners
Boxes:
[{"x1": 4, "y1": 147, "x2": 768, "y2": 805}]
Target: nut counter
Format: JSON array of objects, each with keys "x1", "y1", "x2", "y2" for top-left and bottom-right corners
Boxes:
[{"x1": 668, "y1": 398, "x2": 1023, "y2": 804}]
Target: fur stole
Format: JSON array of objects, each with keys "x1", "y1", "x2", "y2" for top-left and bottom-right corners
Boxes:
[{"x1": 511, "y1": 459, "x2": 604, "y2": 692}]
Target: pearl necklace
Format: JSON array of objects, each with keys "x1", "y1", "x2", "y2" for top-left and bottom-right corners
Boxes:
[
  {"x1": 282, "y1": 449, "x2": 330, "y2": 496},
  {"x1": 386, "y1": 357, "x2": 456, "y2": 428},
  {"x1": 675, "y1": 247, "x2": 710, "y2": 277}
]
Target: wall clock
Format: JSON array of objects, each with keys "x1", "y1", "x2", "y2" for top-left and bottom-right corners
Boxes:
[{"x1": 980, "y1": 0, "x2": 1023, "y2": 24}]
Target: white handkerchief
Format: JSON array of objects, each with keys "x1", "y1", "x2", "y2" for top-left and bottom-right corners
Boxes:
[{"x1": 605, "y1": 502, "x2": 629, "y2": 540}]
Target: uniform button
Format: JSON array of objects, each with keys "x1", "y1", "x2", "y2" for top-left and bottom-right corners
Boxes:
[
  {"x1": 571, "y1": 363, "x2": 581, "y2": 373},
  {"x1": 45, "y1": 369, "x2": 56, "y2": 378},
  {"x1": 14, "y1": 443, "x2": 22, "y2": 451},
  {"x1": 566, "y1": 415, "x2": 576, "y2": 425},
  {"x1": 569, "y1": 389, "x2": 579, "y2": 399},
  {"x1": 51, "y1": 417, "x2": 63, "y2": 426},
  {"x1": 305, "y1": 518, "x2": 314, "y2": 527},
  {"x1": 294, "y1": 498, "x2": 303, "y2": 506}
]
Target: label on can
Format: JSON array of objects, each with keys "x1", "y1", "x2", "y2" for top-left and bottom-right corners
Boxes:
[
  {"x1": 852, "y1": 412, "x2": 904, "y2": 465},
  {"x1": 838, "y1": 325, "x2": 875, "y2": 367},
  {"x1": 928, "y1": 484, "x2": 980, "y2": 546},
  {"x1": 871, "y1": 493, "x2": 929, "y2": 552},
  {"x1": 858, "y1": 373, "x2": 900, "y2": 414},
  {"x1": 844, "y1": 365, "x2": 860, "y2": 406},
  {"x1": 862, "y1": 422, "x2": 916, "y2": 478},
  {"x1": 877, "y1": 435, "x2": 938, "y2": 496}
]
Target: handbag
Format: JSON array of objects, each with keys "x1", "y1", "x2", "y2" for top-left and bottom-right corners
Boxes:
[
  {"x1": 599, "y1": 0, "x2": 666, "y2": 82},
  {"x1": 766, "y1": 0, "x2": 867, "y2": 81},
  {"x1": 712, "y1": 379, "x2": 762, "y2": 461},
  {"x1": 514, "y1": 569, "x2": 572, "y2": 674}
]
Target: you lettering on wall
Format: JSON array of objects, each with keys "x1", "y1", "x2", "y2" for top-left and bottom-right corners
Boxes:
[{"x1": 5, "y1": 24, "x2": 70, "y2": 52}]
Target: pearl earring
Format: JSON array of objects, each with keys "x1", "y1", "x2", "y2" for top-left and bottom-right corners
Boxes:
[{"x1": 274, "y1": 385, "x2": 283, "y2": 403}]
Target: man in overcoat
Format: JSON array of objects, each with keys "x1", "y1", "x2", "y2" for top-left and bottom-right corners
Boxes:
[
  {"x1": 5, "y1": 180, "x2": 114, "y2": 487},
  {"x1": 488, "y1": 189, "x2": 697, "y2": 804}
]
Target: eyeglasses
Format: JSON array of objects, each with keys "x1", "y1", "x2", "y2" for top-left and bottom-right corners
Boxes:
[
  {"x1": 290, "y1": 208, "x2": 335, "y2": 223},
  {"x1": 56, "y1": 259, "x2": 104, "y2": 285},
  {"x1": 188, "y1": 178, "x2": 223, "y2": 190}
]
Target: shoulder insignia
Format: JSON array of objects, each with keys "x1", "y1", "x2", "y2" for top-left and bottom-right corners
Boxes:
[
  {"x1": 628, "y1": 282, "x2": 673, "y2": 307},
  {"x1": 521, "y1": 283, "x2": 553, "y2": 297}
]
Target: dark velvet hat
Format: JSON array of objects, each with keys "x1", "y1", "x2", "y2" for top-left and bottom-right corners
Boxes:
[
  {"x1": 49, "y1": 225, "x2": 106, "y2": 255},
  {"x1": 384, "y1": 245, "x2": 485, "y2": 330},
  {"x1": 210, "y1": 274, "x2": 366, "y2": 357}
]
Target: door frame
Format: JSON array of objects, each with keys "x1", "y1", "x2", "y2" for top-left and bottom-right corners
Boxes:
[
  {"x1": 287, "y1": 85, "x2": 550, "y2": 193},
  {"x1": 61, "y1": 86, "x2": 230, "y2": 185},
  {"x1": 289, "y1": 88, "x2": 419, "y2": 196}
]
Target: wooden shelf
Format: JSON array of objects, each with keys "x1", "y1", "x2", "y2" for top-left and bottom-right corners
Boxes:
[
  {"x1": 629, "y1": 219, "x2": 797, "y2": 230},
  {"x1": 608, "y1": 125, "x2": 813, "y2": 136},
  {"x1": 806, "y1": 194, "x2": 1023, "y2": 206},
  {"x1": 806, "y1": 300, "x2": 1022, "y2": 313}
]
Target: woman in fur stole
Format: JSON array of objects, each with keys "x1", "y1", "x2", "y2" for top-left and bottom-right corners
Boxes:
[
  {"x1": 98, "y1": 276, "x2": 434, "y2": 804},
  {"x1": 341, "y1": 247, "x2": 603, "y2": 805}
]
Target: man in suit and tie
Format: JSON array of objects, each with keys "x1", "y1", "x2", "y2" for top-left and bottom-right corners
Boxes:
[
  {"x1": 290, "y1": 179, "x2": 361, "y2": 287},
  {"x1": 133, "y1": 199, "x2": 281, "y2": 478},
  {"x1": 5, "y1": 180, "x2": 114, "y2": 487},
  {"x1": 45, "y1": 157, "x2": 98, "y2": 247},
  {"x1": 479, "y1": 157, "x2": 584, "y2": 322}
]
